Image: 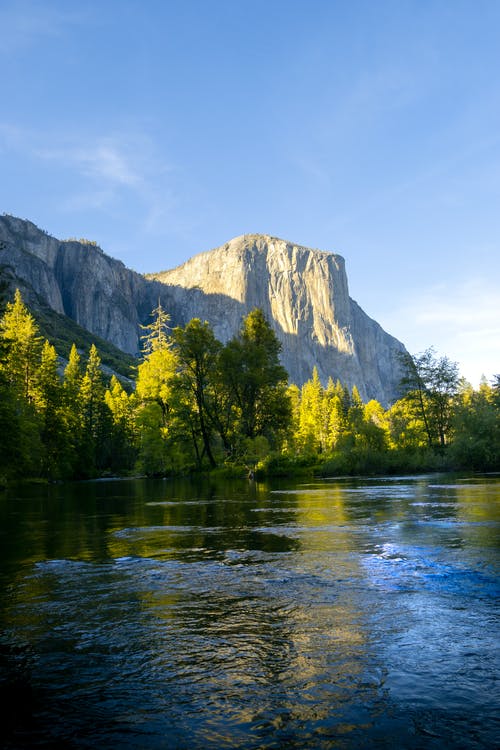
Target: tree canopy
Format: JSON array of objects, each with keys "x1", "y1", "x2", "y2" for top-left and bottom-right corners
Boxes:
[{"x1": 0, "y1": 291, "x2": 498, "y2": 481}]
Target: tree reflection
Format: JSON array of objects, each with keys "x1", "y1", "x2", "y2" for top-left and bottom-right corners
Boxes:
[{"x1": 0, "y1": 475, "x2": 497, "y2": 748}]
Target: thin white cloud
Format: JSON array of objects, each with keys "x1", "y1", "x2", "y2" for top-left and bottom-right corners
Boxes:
[
  {"x1": 2, "y1": 122, "x2": 170, "y2": 197},
  {"x1": 1, "y1": 120, "x2": 181, "y2": 230},
  {"x1": 36, "y1": 140, "x2": 142, "y2": 188}
]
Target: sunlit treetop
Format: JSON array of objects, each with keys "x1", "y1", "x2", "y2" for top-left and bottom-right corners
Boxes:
[{"x1": 140, "y1": 301, "x2": 171, "y2": 355}]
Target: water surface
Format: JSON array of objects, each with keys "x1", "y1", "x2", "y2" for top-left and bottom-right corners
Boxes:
[{"x1": 0, "y1": 474, "x2": 498, "y2": 748}]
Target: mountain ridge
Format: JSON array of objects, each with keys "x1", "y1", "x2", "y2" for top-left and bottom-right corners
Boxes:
[{"x1": 0, "y1": 214, "x2": 406, "y2": 404}]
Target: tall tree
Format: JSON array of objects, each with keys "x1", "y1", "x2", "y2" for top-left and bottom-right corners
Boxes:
[
  {"x1": 451, "y1": 378, "x2": 500, "y2": 470},
  {"x1": 60, "y1": 344, "x2": 83, "y2": 476},
  {"x1": 77, "y1": 344, "x2": 109, "y2": 476},
  {"x1": 36, "y1": 340, "x2": 68, "y2": 477},
  {"x1": 135, "y1": 304, "x2": 178, "y2": 474},
  {"x1": 0, "y1": 290, "x2": 43, "y2": 475},
  {"x1": 296, "y1": 368, "x2": 325, "y2": 454},
  {"x1": 136, "y1": 346, "x2": 177, "y2": 427},
  {"x1": 172, "y1": 318, "x2": 221, "y2": 468},
  {"x1": 140, "y1": 300, "x2": 171, "y2": 354},
  {"x1": 219, "y1": 309, "x2": 291, "y2": 450},
  {"x1": 399, "y1": 347, "x2": 460, "y2": 450},
  {"x1": 0, "y1": 288, "x2": 42, "y2": 401},
  {"x1": 105, "y1": 376, "x2": 137, "y2": 470},
  {"x1": 63, "y1": 344, "x2": 82, "y2": 408},
  {"x1": 325, "y1": 378, "x2": 348, "y2": 451}
]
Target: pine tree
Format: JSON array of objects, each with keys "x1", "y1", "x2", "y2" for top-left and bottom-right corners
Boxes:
[
  {"x1": 77, "y1": 344, "x2": 109, "y2": 476},
  {"x1": 0, "y1": 289, "x2": 42, "y2": 401},
  {"x1": 80, "y1": 345, "x2": 105, "y2": 438},
  {"x1": 325, "y1": 389, "x2": 345, "y2": 451},
  {"x1": 105, "y1": 376, "x2": 137, "y2": 470},
  {"x1": 0, "y1": 290, "x2": 43, "y2": 475},
  {"x1": 297, "y1": 368, "x2": 324, "y2": 454},
  {"x1": 135, "y1": 304, "x2": 178, "y2": 474},
  {"x1": 36, "y1": 341, "x2": 67, "y2": 477},
  {"x1": 63, "y1": 344, "x2": 82, "y2": 407},
  {"x1": 140, "y1": 301, "x2": 171, "y2": 354}
]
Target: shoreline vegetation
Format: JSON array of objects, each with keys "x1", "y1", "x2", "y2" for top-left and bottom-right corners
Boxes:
[{"x1": 0, "y1": 290, "x2": 499, "y2": 487}]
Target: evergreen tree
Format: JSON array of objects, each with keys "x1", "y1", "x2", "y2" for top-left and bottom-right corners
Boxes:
[
  {"x1": 219, "y1": 309, "x2": 291, "y2": 453},
  {"x1": 77, "y1": 344, "x2": 109, "y2": 476},
  {"x1": 0, "y1": 336, "x2": 21, "y2": 477},
  {"x1": 63, "y1": 344, "x2": 82, "y2": 407},
  {"x1": 0, "y1": 288, "x2": 42, "y2": 401},
  {"x1": 172, "y1": 319, "x2": 221, "y2": 468},
  {"x1": 0, "y1": 290, "x2": 42, "y2": 475},
  {"x1": 80, "y1": 345, "x2": 105, "y2": 437},
  {"x1": 140, "y1": 301, "x2": 171, "y2": 354},
  {"x1": 36, "y1": 341, "x2": 60, "y2": 411},
  {"x1": 60, "y1": 344, "x2": 83, "y2": 476},
  {"x1": 135, "y1": 304, "x2": 178, "y2": 474},
  {"x1": 324, "y1": 379, "x2": 347, "y2": 451},
  {"x1": 35, "y1": 340, "x2": 70, "y2": 478},
  {"x1": 296, "y1": 368, "x2": 325, "y2": 454},
  {"x1": 136, "y1": 347, "x2": 178, "y2": 426},
  {"x1": 105, "y1": 376, "x2": 137, "y2": 470},
  {"x1": 346, "y1": 385, "x2": 364, "y2": 446},
  {"x1": 284, "y1": 383, "x2": 301, "y2": 453}
]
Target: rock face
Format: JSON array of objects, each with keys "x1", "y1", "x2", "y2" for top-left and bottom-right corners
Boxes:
[
  {"x1": 150, "y1": 235, "x2": 406, "y2": 403},
  {"x1": 0, "y1": 216, "x2": 406, "y2": 404},
  {"x1": 0, "y1": 215, "x2": 158, "y2": 354}
]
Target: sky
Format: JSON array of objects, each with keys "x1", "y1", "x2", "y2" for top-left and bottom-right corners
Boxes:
[{"x1": 1, "y1": 0, "x2": 499, "y2": 386}]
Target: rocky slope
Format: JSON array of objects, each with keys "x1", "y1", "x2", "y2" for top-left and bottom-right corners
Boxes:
[
  {"x1": 149, "y1": 235, "x2": 406, "y2": 403},
  {"x1": 0, "y1": 215, "x2": 406, "y2": 404}
]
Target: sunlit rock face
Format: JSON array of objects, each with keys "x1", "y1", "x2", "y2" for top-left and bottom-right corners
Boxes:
[
  {"x1": 151, "y1": 234, "x2": 407, "y2": 404},
  {"x1": 0, "y1": 217, "x2": 406, "y2": 404}
]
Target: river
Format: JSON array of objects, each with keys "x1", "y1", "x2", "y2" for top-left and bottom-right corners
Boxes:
[{"x1": 0, "y1": 474, "x2": 498, "y2": 748}]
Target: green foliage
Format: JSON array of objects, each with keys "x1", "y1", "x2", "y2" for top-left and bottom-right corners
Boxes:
[
  {"x1": 135, "y1": 402, "x2": 170, "y2": 475},
  {"x1": 134, "y1": 307, "x2": 179, "y2": 474},
  {"x1": 218, "y1": 308, "x2": 291, "y2": 451},
  {"x1": 140, "y1": 301, "x2": 171, "y2": 354},
  {"x1": 0, "y1": 290, "x2": 43, "y2": 477},
  {"x1": 72, "y1": 344, "x2": 113, "y2": 478},
  {"x1": 32, "y1": 303, "x2": 135, "y2": 379},
  {"x1": 171, "y1": 318, "x2": 222, "y2": 468},
  {"x1": 35, "y1": 341, "x2": 67, "y2": 478},
  {"x1": 105, "y1": 376, "x2": 138, "y2": 470},
  {"x1": 398, "y1": 347, "x2": 460, "y2": 450},
  {"x1": 0, "y1": 289, "x2": 43, "y2": 401},
  {"x1": 0, "y1": 292, "x2": 497, "y2": 482},
  {"x1": 449, "y1": 379, "x2": 500, "y2": 470}
]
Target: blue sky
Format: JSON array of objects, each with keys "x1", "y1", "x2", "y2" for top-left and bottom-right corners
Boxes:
[{"x1": 1, "y1": 0, "x2": 499, "y2": 385}]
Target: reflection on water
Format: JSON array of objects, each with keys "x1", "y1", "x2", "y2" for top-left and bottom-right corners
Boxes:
[{"x1": 0, "y1": 474, "x2": 499, "y2": 748}]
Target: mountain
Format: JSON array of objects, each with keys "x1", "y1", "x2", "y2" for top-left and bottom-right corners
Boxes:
[{"x1": 0, "y1": 215, "x2": 406, "y2": 404}]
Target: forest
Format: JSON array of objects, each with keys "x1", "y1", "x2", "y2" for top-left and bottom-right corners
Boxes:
[{"x1": 0, "y1": 289, "x2": 499, "y2": 483}]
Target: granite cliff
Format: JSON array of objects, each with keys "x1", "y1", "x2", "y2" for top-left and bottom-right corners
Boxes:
[{"x1": 0, "y1": 215, "x2": 406, "y2": 404}]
